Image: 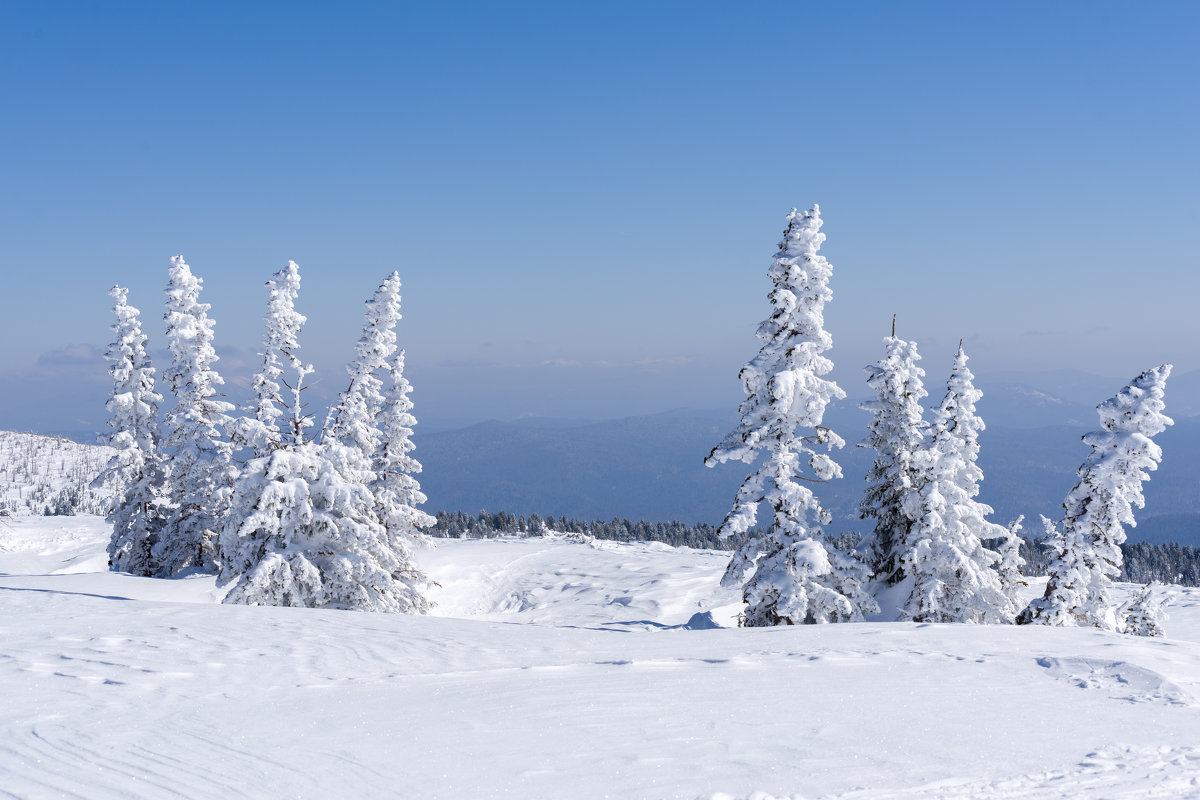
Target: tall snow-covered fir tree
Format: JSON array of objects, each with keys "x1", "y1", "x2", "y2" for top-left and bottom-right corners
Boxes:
[
  {"x1": 222, "y1": 269, "x2": 430, "y2": 613},
  {"x1": 156, "y1": 255, "x2": 237, "y2": 575},
  {"x1": 324, "y1": 271, "x2": 403, "y2": 459},
  {"x1": 859, "y1": 332, "x2": 928, "y2": 585},
  {"x1": 96, "y1": 286, "x2": 167, "y2": 576},
  {"x1": 898, "y1": 343, "x2": 1009, "y2": 623},
  {"x1": 372, "y1": 348, "x2": 435, "y2": 609},
  {"x1": 705, "y1": 206, "x2": 877, "y2": 626},
  {"x1": 233, "y1": 261, "x2": 314, "y2": 457},
  {"x1": 1018, "y1": 365, "x2": 1173, "y2": 629}
]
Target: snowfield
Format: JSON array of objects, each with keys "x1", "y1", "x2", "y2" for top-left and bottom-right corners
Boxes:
[{"x1": 3, "y1": 517, "x2": 1200, "y2": 799}]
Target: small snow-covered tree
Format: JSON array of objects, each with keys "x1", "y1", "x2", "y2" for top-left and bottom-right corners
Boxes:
[
  {"x1": 859, "y1": 330, "x2": 928, "y2": 585},
  {"x1": 1018, "y1": 365, "x2": 1173, "y2": 629},
  {"x1": 996, "y1": 515, "x2": 1028, "y2": 615},
  {"x1": 1121, "y1": 582, "x2": 1171, "y2": 637},
  {"x1": 706, "y1": 206, "x2": 876, "y2": 626},
  {"x1": 233, "y1": 261, "x2": 313, "y2": 456},
  {"x1": 96, "y1": 286, "x2": 167, "y2": 576},
  {"x1": 898, "y1": 343, "x2": 1009, "y2": 623},
  {"x1": 156, "y1": 255, "x2": 237, "y2": 575},
  {"x1": 1019, "y1": 515, "x2": 1092, "y2": 627},
  {"x1": 373, "y1": 349, "x2": 435, "y2": 608},
  {"x1": 324, "y1": 271, "x2": 402, "y2": 459}
]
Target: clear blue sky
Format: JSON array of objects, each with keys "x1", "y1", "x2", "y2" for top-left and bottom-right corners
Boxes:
[{"x1": 1, "y1": 1, "x2": 1197, "y2": 432}]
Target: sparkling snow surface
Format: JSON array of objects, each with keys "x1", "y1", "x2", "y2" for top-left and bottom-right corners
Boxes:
[{"x1": 2, "y1": 518, "x2": 1200, "y2": 799}]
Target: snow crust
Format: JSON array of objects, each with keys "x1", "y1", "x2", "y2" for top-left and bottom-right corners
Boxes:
[{"x1": 3, "y1": 517, "x2": 1200, "y2": 799}]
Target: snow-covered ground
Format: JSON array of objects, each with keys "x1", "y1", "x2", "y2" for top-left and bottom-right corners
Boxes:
[{"x1": 2, "y1": 517, "x2": 1199, "y2": 799}]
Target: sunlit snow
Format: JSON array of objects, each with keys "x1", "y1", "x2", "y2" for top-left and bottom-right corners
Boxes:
[{"x1": 3, "y1": 517, "x2": 1200, "y2": 798}]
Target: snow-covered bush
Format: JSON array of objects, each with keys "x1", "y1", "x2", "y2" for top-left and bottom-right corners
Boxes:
[
  {"x1": 156, "y1": 256, "x2": 237, "y2": 575},
  {"x1": 1120, "y1": 582, "x2": 1171, "y2": 637},
  {"x1": 706, "y1": 206, "x2": 876, "y2": 626},
  {"x1": 1018, "y1": 365, "x2": 1174, "y2": 629},
  {"x1": 96, "y1": 286, "x2": 168, "y2": 575}
]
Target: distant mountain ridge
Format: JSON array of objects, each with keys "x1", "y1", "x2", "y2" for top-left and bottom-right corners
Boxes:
[
  {"x1": 4, "y1": 368, "x2": 1196, "y2": 543},
  {"x1": 413, "y1": 368, "x2": 1200, "y2": 545}
]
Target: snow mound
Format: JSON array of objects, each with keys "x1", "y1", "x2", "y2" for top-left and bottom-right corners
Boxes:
[
  {"x1": 422, "y1": 535, "x2": 743, "y2": 628},
  {"x1": 1036, "y1": 656, "x2": 1194, "y2": 706}
]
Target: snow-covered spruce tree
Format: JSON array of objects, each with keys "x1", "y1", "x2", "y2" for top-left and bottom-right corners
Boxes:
[
  {"x1": 156, "y1": 255, "x2": 237, "y2": 575},
  {"x1": 323, "y1": 271, "x2": 403, "y2": 459},
  {"x1": 705, "y1": 206, "x2": 876, "y2": 626},
  {"x1": 1021, "y1": 515, "x2": 1091, "y2": 626},
  {"x1": 220, "y1": 438, "x2": 429, "y2": 611},
  {"x1": 995, "y1": 515, "x2": 1028, "y2": 616},
  {"x1": 372, "y1": 348, "x2": 435, "y2": 607},
  {"x1": 221, "y1": 270, "x2": 429, "y2": 612},
  {"x1": 324, "y1": 272, "x2": 432, "y2": 602},
  {"x1": 96, "y1": 286, "x2": 167, "y2": 576},
  {"x1": 1018, "y1": 365, "x2": 1173, "y2": 629},
  {"x1": 898, "y1": 343, "x2": 1009, "y2": 623},
  {"x1": 232, "y1": 261, "x2": 314, "y2": 457},
  {"x1": 325, "y1": 272, "x2": 430, "y2": 611},
  {"x1": 1121, "y1": 582, "x2": 1171, "y2": 637},
  {"x1": 859, "y1": 330, "x2": 928, "y2": 585}
]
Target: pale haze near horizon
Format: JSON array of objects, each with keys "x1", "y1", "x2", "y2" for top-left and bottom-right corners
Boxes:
[{"x1": 1, "y1": 2, "x2": 1196, "y2": 433}]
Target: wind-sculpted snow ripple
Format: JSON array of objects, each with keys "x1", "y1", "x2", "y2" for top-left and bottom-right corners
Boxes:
[{"x1": 826, "y1": 744, "x2": 1200, "y2": 799}]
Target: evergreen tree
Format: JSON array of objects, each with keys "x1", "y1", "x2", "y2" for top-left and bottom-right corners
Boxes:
[
  {"x1": 859, "y1": 330, "x2": 928, "y2": 585},
  {"x1": 156, "y1": 255, "x2": 237, "y2": 575},
  {"x1": 899, "y1": 344, "x2": 1009, "y2": 623},
  {"x1": 706, "y1": 206, "x2": 876, "y2": 626},
  {"x1": 996, "y1": 515, "x2": 1028, "y2": 616},
  {"x1": 1120, "y1": 582, "x2": 1171, "y2": 637},
  {"x1": 221, "y1": 269, "x2": 432, "y2": 612},
  {"x1": 1018, "y1": 365, "x2": 1173, "y2": 629},
  {"x1": 234, "y1": 261, "x2": 313, "y2": 456},
  {"x1": 221, "y1": 268, "x2": 428, "y2": 612},
  {"x1": 96, "y1": 286, "x2": 167, "y2": 576},
  {"x1": 373, "y1": 348, "x2": 435, "y2": 608},
  {"x1": 324, "y1": 271, "x2": 402, "y2": 459},
  {"x1": 220, "y1": 441, "x2": 428, "y2": 611}
]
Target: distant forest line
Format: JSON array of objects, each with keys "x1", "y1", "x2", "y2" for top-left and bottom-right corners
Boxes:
[{"x1": 430, "y1": 510, "x2": 1200, "y2": 588}]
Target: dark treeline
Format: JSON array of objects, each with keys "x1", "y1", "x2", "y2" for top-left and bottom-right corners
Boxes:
[
  {"x1": 430, "y1": 509, "x2": 751, "y2": 551},
  {"x1": 1122, "y1": 542, "x2": 1200, "y2": 586},
  {"x1": 431, "y1": 510, "x2": 1200, "y2": 588}
]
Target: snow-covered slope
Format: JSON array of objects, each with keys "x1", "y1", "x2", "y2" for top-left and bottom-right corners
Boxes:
[
  {"x1": 0, "y1": 430, "x2": 115, "y2": 516},
  {"x1": 2, "y1": 518, "x2": 1199, "y2": 799}
]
